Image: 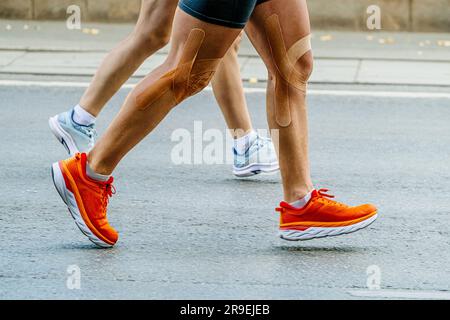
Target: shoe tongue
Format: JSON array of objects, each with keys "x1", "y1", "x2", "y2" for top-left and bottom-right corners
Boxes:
[{"x1": 81, "y1": 125, "x2": 95, "y2": 135}]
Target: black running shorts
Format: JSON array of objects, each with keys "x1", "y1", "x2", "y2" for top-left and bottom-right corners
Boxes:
[{"x1": 179, "y1": 0, "x2": 270, "y2": 29}]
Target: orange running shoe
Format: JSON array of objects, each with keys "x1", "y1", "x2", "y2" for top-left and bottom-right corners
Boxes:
[
  {"x1": 276, "y1": 189, "x2": 377, "y2": 241},
  {"x1": 51, "y1": 153, "x2": 118, "y2": 247}
]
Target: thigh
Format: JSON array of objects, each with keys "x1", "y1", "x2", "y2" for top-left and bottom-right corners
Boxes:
[
  {"x1": 169, "y1": 8, "x2": 243, "y2": 60},
  {"x1": 134, "y1": 8, "x2": 243, "y2": 98}
]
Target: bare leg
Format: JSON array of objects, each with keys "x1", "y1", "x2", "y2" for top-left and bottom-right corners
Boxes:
[
  {"x1": 79, "y1": 0, "x2": 178, "y2": 116},
  {"x1": 77, "y1": 0, "x2": 253, "y2": 141},
  {"x1": 88, "y1": 9, "x2": 242, "y2": 174},
  {"x1": 246, "y1": 0, "x2": 314, "y2": 202},
  {"x1": 211, "y1": 34, "x2": 253, "y2": 138}
]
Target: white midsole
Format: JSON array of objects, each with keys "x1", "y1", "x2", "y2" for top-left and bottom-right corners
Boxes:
[
  {"x1": 233, "y1": 162, "x2": 279, "y2": 177},
  {"x1": 51, "y1": 162, "x2": 112, "y2": 248},
  {"x1": 48, "y1": 116, "x2": 79, "y2": 156},
  {"x1": 279, "y1": 214, "x2": 378, "y2": 241}
]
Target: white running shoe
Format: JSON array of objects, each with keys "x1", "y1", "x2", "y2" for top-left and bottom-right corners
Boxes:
[
  {"x1": 233, "y1": 135, "x2": 279, "y2": 177},
  {"x1": 49, "y1": 109, "x2": 96, "y2": 155}
]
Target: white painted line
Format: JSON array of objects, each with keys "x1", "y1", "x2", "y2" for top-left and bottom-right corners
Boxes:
[
  {"x1": 1, "y1": 79, "x2": 450, "y2": 99},
  {"x1": 307, "y1": 89, "x2": 450, "y2": 99},
  {"x1": 348, "y1": 289, "x2": 450, "y2": 300}
]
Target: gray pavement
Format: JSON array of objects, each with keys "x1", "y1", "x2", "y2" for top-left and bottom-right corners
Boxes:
[
  {"x1": 0, "y1": 19, "x2": 450, "y2": 300},
  {"x1": 0, "y1": 80, "x2": 449, "y2": 299},
  {"x1": 1, "y1": 20, "x2": 450, "y2": 86}
]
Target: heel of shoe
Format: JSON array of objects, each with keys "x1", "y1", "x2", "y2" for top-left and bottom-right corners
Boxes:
[{"x1": 51, "y1": 162, "x2": 68, "y2": 205}]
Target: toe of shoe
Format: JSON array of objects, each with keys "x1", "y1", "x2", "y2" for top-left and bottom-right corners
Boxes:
[
  {"x1": 99, "y1": 225, "x2": 119, "y2": 245},
  {"x1": 355, "y1": 203, "x2": 378, "y2": 218}
]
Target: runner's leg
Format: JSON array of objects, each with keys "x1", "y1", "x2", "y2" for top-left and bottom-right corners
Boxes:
[
  {"x1": 211, "y1": 34, "x2": 253, "y2": 138},
  {"x1": 245, "y1": 0, "x2": 377, "y2": 241},
  {"x1": 79, "y1": 0, "x2": 178, "y2": 116},
  {"x1": 48, "y1": 1, "x2": 179, "y2": 155},
  {"x1": 88, "y1": 8, "x2": 243, "y2": 174},
  {"x1": 59, "y1": 0, "x2": 273, "y2": 172},
  {"x1": 246, "y1": 0, "x2": 313, "y2": 201}
]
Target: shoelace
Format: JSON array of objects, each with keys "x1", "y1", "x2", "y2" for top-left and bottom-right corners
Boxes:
[
  {"x1": 85, "y1": 127, "x2": 97, "y2": 149},
  {"x1": 235, "y1": 136, "x2": 265, "y2": 163},
  {"x1": 255, "y1": 137, "x2": 265, "y2": 147},
  {"x1": 276, "y1": 188, "x2": 345, "y2": 213},
  {"x1": 100, "y1": 181, "x2": 116, "y2": 214},
  {"x1": 247, "y1": 137, "x2": 269, "y2": 157},
  {"x1": 256, "y1": 136, "x2": 273, "y2": 149},
  {"x1": 74, "y1": 153, "x2": 116, "y2": 216},
  {"x1": 316, "y1": 188, "x2": 347, "y2": 207},
  {"x1": 317, "y1": 188, "x2": 334, "y2": 198}
]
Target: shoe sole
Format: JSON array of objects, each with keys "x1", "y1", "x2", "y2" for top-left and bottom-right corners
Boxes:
[
  {"x1": 279, "y1": 212, "x2": 378, "y2": 241},
  {"x1": 48, "y1": 116, "x2": 79, "y2": 156},
  {"x1": 233, "y1": 162, "x2": 280, "y2": 177},
  {"x1": 51, "y1": 162, "x2": 114, "y2": 248}
]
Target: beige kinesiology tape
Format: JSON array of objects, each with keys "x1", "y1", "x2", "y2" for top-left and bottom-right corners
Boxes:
[
  {"x1": 134, "y1": 28, "x2": 221, "y2": 110},
  {"x1": 265, "y1": 14, "x2": 312, "y2": 127}
]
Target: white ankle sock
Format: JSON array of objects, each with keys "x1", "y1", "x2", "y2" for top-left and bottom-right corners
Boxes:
[
  {"x1": 234, "y1": 130, "x2": 257, "y2": 155},
  {"x1": 72, "y1": 104, "x2": 96, "y2": 126},
  {"x1": 289, "y1": 190, "x2": 314, "y2": 209},
  {"x1": 86, "y1": 162, "x2": 110, "y2": 182}
]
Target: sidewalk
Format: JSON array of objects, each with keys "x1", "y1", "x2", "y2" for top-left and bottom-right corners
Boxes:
[{"x1": 1, "y1": 20, "x2": 450, "y2": 86}]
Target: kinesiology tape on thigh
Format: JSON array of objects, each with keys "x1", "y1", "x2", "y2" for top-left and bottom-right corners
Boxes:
[
  {"x1": 134, "y1": 28, "x2": 221, "y2": 111},
  {"x1": 265, "y1": 14, "x2": 312, "y2": 127}
]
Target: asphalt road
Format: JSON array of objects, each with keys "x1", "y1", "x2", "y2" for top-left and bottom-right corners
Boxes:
[{"x1": 0, "y1": 80, "x2": 449, "y2": 299}]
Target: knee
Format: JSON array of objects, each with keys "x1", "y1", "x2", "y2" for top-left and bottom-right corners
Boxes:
[
  {"x1": 296, "y1": 52, "x2": 314, "y2": 81},
  {"x1": 149, "y1": 23, "x2": 172, "y2": 48},
  {"x1": 268, "y1": 51, "x2": 313, "y2": 87},
  {"x1": 134, "y1": 63, "x2": 216, "y2": 110},
  {"x1": 132, "y1": 23, "x2": 171, "y2": 54},
  {"x1": 174, "y1": 69, "x2": 215, "y2": 100}
]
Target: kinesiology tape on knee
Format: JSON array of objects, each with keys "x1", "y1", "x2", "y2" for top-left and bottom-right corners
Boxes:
[
  {"x1": 265, "y1": 14, "x2": 312, "y2": 127},
  {"x1": 134, "y1": 28, "x2": 221, "y2": 111}
]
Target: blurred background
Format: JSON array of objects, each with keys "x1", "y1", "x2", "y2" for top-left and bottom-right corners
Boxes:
[
  {"x1": 1, "y1": 0, "x2": 449, "y2": 31},
  {"x1": 0, "y1": 0, "x2": 449, "y2": 86}
]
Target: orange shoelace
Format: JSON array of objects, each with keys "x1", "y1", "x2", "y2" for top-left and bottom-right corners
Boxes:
[
  {"x1": 100, "y1": 179, "x2": 116, "y2": 213},
  {"x1": 276, "y1": 188, "x2": 346, "y2": 213},
  {"x1": 317, "y1": 188, "x2": 334, "y2": 198},
  {"x1": 315, "y1": 188, "x2": 347, "y2": 207}
]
